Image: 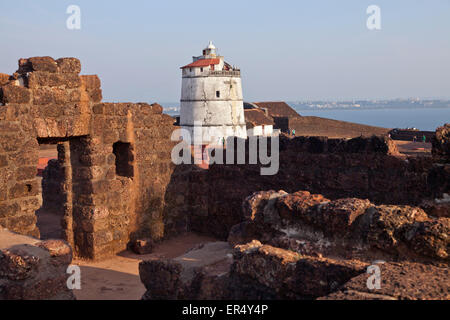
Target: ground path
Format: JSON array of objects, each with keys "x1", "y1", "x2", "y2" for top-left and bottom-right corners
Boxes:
[{"x1": 72, "y1": 233, "x2": 216, "y2": 300}]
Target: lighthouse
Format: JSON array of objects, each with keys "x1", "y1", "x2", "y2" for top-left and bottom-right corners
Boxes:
[{"x1": 180, "y1": 41, "x2": 247, "y2": 145}]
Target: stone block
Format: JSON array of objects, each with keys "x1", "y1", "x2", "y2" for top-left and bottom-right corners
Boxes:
[
  {"x1": 37, "y1": 239, "x2": 72, "y2": 265},
  {"x1": 88, "y1": 88, "x2": 102, "y2": 103},
  {"x1": 1, "y1": 84, "x2": 31, "y2": 104},
  {"x1": 32, "y1": 87, "x2": 54, "y2": 105},
  {"x1": 0, "y1": 73, "x2": 11, "y2": 85},
  {"x1": 0, "y1": 203, "x2": 21, "y2": 218},
  {"x1": 0, "y1": 154, "x2": 8, "y2": 168},
  {"x1": 150, "y1": 103, "x2": 163, "y2": 114},
  {"x1": 15, "y1": 166, "x2": 37, "y2": 181},
  {"x1": 28, "y1": 72, "x2": 81, "y2": 88},
  {"x1": 6, "y1": 213, "x2": 37, "y2": 232},
  {"x1": 87, "y1": 230, "x2": 114, "y2": 247},
  {"x1": 92, "y1": 104, "x2": 104, "y2": 114},
  {"x1": 103, "y1": 129, "x2": 119, "y2": 144},
  {"x1": 80, "y1": 75, "x2": 101, "y2": 90},
  {"x1": 8, "y1": 181, "x2": 38, "y2": 199},
  {"x1": 34, "y1": 104, "x2": 63, "y2": 118},
  {"x1": 130, "y1": 238, "x2": 154, "y2": 254},
  {"x1": 56, "y1": 58, "x2": 81, "y2": 74},
  {"x1": 18, "y1": 56, "x2": 58, "y2": 73}
]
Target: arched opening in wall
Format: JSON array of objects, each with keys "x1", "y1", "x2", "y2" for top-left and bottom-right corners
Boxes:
[{"x1": 113, "y1": 141, "x2": 134, "y2": 178}]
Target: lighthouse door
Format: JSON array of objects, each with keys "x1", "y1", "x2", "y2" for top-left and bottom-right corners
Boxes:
[{"x1": 210, "y1": 64, "x2": 215, "y2": 71}]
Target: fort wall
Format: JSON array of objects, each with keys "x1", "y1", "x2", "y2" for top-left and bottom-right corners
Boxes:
[
  {"x1": 170, "y1": 136, "x2": 448, "y2": 239},
  {"x1": 0, "y1": 57, "x2": 176, "y2": 259}
]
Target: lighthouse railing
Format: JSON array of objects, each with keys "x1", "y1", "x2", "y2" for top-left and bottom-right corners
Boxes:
[{"x1": 208, "y1": 70, "x2": 241, "y2": 77}]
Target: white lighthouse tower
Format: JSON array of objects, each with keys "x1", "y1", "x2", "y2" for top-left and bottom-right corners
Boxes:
[{"x1": 180, "y1": 41, "x2": 247, "y2": 145}]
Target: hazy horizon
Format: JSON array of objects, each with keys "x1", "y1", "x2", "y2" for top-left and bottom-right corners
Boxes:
[{"x1": 1, "y1": 1, "x2": 449, "y2": 103}]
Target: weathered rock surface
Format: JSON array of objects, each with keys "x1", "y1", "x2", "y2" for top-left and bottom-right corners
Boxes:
[
  {"x1": 140, "y1": 238, "x2": 449, "y2": 300},
  {"x1": 232, "y1": 240, "x2": 368, "y2": 299},
  {"x1": 231, "y1": 190, "x2": 449, "y2": 264},
  {"x1": 432, "y1": 123, "x2": 450, "y2": 159},
  {"x1": 130, "y1": 238, "x2": 154, "y2": 255},
  {"x1": 275, "y1": 190, "x2": 330, "y2": 223},
  {"x1": 140, "y1": 240, "x2": 371, "y2": 300},
  {"x1": 400, "y1": 218, "x2": 449, "y2": 260},
  {"x1": 141, "y1": 184, "x2": 450, "y2": 301},
  {"x1": 319, "y1": 262, "x2": 450, "y2": 300},
  {"x1": 139, "y1": 242, "x2": 233, "y2": 299},
  {"x1": 365, "y1": 205, "x2": 430, "y2": 251},
  {"x1": 421, "y1": 195, "x2": 450, "y2": 218},
  {"x1": 0, "y1": 227, "x2": 75, "y2": 300}
]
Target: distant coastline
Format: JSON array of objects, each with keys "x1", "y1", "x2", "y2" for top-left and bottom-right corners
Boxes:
[
  {"x1": 289, "y1": 99, "x2": 450, "y2": 111},
  {"x1": 161, "y1": 99, "x2": 450, "y2": 131},
  {"x1": 296, "y1": 107, "x2": 450, "y2": 131}
]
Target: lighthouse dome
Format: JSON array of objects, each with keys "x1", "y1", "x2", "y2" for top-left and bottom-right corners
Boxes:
[{"x1": 203, "y1": 41, "x2": 217, "y2": 57}]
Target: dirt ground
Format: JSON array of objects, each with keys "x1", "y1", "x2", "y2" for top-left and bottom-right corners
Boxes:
[
  {"x1": 35, "y1": 210, "x2": 216, "y2": 300},
  {"x1": 72, "y1": 233, "x2": 216, "y2": 300}
]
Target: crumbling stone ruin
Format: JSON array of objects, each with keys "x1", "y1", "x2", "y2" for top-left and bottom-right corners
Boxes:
[
  {"x1": 0, "y1": 227, "x2": 74, "y2": 299},
  {"x1": 140, "y1": 190, "x2": 449, "y2": 300},
  {"x1": 1, "y1": 56, "x2": 449, "y2": 300},
  {"x1": 0, "y1": 57, "x2": 176, "y2": 260},
  {"x1": 168, "y1": 135, "x2": 449, "y2": 240},
  {"x1": 230, "y1": 190, "x2": 449, "y2": 263},
  {"x1": 139, "y1": 119, "x2": 449, "y2": 300}
]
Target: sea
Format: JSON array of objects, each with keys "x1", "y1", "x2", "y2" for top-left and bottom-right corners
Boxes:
[
  {"x1": 161, "y1": 103, "x2": 450, "y2": 132},
  {"x1": 293, "y1": 107, "x2": 450, "y2": 131}
]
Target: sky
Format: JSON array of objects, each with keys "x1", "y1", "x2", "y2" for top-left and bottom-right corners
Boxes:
[{"x1": 1, "y1": 0, "x2": 449, "y2": 103}]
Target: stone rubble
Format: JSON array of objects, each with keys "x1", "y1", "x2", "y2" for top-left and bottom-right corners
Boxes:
[{"x1": 0, "y1": 227, "x2": 75, "y2": 300}]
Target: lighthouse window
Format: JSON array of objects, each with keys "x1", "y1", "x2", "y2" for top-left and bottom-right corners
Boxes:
[
  {"x1": 216, "y1": 91, "x2": 220, "y2": 98},
  {"x1": 189, "y1": 68, "x2": 192, "y2": 72},
  {"x1": 200, "y1": 67, "x2": 203, "y2": 72}
]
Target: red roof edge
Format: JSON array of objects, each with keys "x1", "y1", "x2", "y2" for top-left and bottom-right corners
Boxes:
[{"x1": 180, "y1": 58, "x2": 220, "y2": 69}]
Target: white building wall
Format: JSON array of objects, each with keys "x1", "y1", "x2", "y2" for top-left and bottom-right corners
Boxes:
[
  {"x1": 263, "y1": 125, "x2": 273, "y2": 136},
  {"x1": 180, "y1": 69, "x2": 247, "y2": 144},
  {"x1": 248, "y1": 125, "x2": 274, "y2": 137}
]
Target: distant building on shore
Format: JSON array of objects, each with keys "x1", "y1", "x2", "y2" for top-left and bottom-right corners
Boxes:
[
  {"x1": 243, "y1": 101, "x2": 300, "y2": 135},
  {"x1": 179, "y1": 41, "x2": 247, "y2": 145},
  {"x1": 244, "y1": 108, "x2": 275, "y2": 136}
]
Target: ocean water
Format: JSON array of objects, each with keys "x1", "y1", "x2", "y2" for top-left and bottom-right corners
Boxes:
[
  {"x1": 293, "y1": 107, "x2": 450, "y2": 131},
  {"x1": 162, "y1": 103, "x2": 450, "y2": 132}
]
